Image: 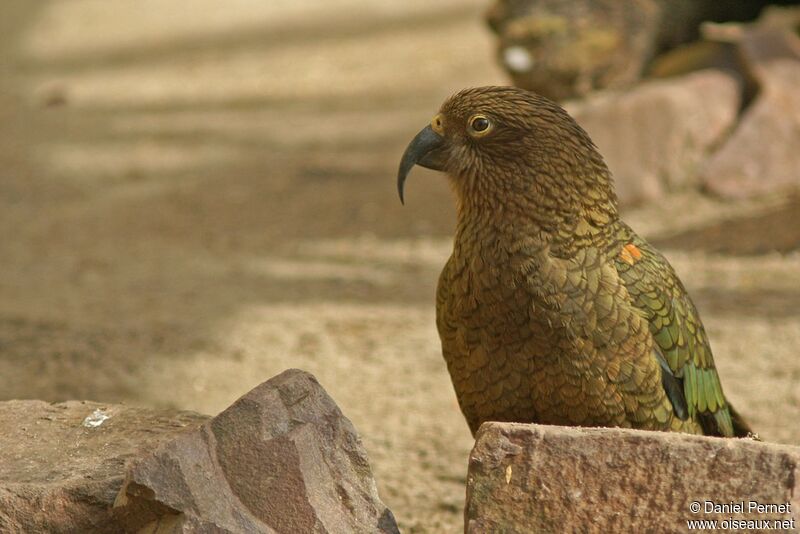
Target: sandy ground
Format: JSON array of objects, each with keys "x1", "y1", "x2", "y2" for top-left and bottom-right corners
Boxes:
[{"x1": 1, "y1": 1, "x2": 799, "y2": 532}]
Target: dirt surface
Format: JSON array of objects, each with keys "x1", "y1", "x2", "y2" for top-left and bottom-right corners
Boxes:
[{"x1": 1, "y1": 2, "x2": 799, "y2": 532}]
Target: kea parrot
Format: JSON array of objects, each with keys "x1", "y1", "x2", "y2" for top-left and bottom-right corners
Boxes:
[{"x1": 397, "y1": 86, "x2": 751, "y2": 438}]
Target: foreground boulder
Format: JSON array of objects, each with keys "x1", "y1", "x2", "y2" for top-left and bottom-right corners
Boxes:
[
  {"x1": 0, "y1": 369, "x2": 397, "y2": 533},
  {"x1": 114, "y1": 369, "x2": 398, "y2": 533},
  {"x1": 466, "y1": 423, "x2": 799, "y2": 533},
  {"x1": 0, "y1": 400, "x2": 208, "y2": 533}
]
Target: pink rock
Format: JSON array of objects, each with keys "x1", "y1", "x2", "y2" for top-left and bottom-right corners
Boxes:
[
  {"x1": 566, "y1": 70, "x2": 740, "y2": 205},
  {"x1": 702, "y1": 60, "x2": 800, "y2": 199}
]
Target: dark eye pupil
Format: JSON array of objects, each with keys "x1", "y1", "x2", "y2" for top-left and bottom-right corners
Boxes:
[{"x1": 472, "y1": 117, "x2": 489, "y2": 132}]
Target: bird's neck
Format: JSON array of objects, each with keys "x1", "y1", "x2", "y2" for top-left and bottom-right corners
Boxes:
[{"x1": 453, "y1": 176, "x2": 619, "y2": 254}]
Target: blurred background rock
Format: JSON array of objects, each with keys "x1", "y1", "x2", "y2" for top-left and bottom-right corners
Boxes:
[
  {"x1": 0, "y1": 1, "x2": 798, "y2": 532},
  {"x1": 487, "y1": 0, "x2": 797, "y2": 98},
  {"x1": 488, "y1": 0, "x2": 800, "y2": 204}
]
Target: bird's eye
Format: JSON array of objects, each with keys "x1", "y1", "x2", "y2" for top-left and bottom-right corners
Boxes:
[
  {"x1": 467, "y1": 114, "x2": 492, "y2": 137},
  {"x1": 471, "y1": 117, "x2": 489, "y2": 131}
]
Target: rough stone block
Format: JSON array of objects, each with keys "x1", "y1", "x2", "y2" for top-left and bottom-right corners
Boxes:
[{"x1": 466, "y1": 423, "x2": 799, "y2": 533}]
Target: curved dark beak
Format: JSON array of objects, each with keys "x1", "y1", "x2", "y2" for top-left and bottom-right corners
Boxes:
[{"x1": 397, "y1": 125, "x2": 446, "y2": 204}]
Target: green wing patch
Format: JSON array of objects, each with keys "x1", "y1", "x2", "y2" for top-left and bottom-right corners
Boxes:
[{"x1": 613, "y1": 235, "x2": 735, "y2": 437}]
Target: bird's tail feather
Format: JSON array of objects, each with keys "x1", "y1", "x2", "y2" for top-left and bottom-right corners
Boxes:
[{"x1": 729, "y1": 403, "x2": 755, "y2": 438}]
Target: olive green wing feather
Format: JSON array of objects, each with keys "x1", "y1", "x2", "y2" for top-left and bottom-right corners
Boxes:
[{"x1": 613, "y1": 230, "x2": 748, "y2": 437}]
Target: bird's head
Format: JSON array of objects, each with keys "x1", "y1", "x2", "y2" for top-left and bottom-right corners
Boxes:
[{"x1": 398, "y1": 86, "x2": 617, "y2": 227}]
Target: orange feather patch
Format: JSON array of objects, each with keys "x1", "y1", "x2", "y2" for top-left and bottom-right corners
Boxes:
[{"x1": 619, "y1": 243, "x2": 643, "y2": 265}]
